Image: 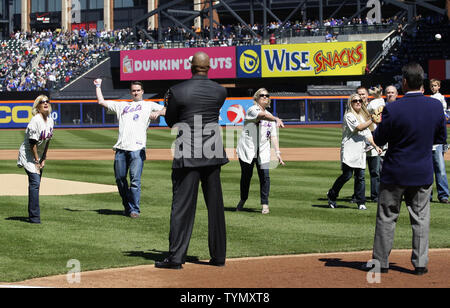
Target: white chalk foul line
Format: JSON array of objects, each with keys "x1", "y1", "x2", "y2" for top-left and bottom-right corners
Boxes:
[{"x1": 0, "y1": 284, "x2": 50, "y2": 288}]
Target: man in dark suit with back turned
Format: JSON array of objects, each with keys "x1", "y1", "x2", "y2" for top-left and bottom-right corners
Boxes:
[
  {"x1": 155, "y1": 52, "x2": 229, "y2": 269},
  {"x1": 370, "y1": 63, "x2": 447, "y2": 275}
]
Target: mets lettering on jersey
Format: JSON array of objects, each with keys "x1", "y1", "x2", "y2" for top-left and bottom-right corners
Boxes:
[
  {"x1": 106, "y1": 100, "x2": 164, "y2": 151},
  {"x1": 39, "y1": 128, "x2": 53, "y2": 140},
  {"x1": 122, "y1": 104, "x2": 142, "y2": 115}
]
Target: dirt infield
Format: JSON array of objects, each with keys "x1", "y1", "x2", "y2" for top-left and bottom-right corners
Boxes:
[
  {"x1": 1, "y1": 148, "x2": 449, "y2": 288},
  {"x1": 1, "y1": 148, "x2": 342, "y2": 161},
  {"x1": 2, "y1": 148, "x2": 449, "y2": 161},
  {"x1": 1, "y1": 249, "x2": 449, "y2": 288},
  {"x1": 0, "y1": 174, "x2": 117, "y2": 196}
]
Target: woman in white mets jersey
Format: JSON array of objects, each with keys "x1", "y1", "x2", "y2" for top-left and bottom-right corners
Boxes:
[
  {"x1": 94, "y1": 79, "x2": 166, "y2": 218},
  {"x1": 235, "y1": 88, "x2": 285, "y2": 214},
  {"x1": 17, "y1": 95, "x2": 54, "y2": 224},
  {"x1": 327, "y1": 93, "x2": 382, "y2": 210}
]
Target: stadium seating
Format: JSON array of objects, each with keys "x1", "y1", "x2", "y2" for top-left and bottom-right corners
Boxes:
[
  {"x1": 0, "y1": 29, "x2": 118, "y2": 92},
  {"x1": 374, "y1": 15, "x2": 450, "y2": 83},
  {"x1": 0, "y1": 15, "x2": 431, "y2": 92}
]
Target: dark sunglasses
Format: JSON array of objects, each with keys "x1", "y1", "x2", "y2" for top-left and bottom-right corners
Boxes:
[
  {"x1": 351, "y1": 99, "x2": 362, "y2": 103},
  {"x1": 259, "y1": 94, "x2": 270, "y2": 98},
  {"x1": 39, "y1": 100, "x2": 49, "y2": 104}
]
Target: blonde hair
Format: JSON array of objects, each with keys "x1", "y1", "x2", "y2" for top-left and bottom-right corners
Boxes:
[
  {"x1": 32, "y1": 95, "x2": 52, "y2": 116},
  {"x1": 345, "y1": 93, "x2": 374, "y2": 131},
  {"x1": 430, "y1": 79, "x2": 441, "y2": 87},
  {"x1": 369, "y1": 85, "x2": 383, "y2": 99},
  {"x1": 253, "y1": 88, "x2": 271, "y2": 107}
]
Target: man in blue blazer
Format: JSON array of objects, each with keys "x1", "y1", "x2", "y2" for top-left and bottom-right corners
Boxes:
[{"x1": 370, "y1": 63, "x2": 447, "y2": 275}]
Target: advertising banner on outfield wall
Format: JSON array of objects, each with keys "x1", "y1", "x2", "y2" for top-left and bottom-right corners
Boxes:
[
  {"x1": 0, "y1": 103, "x2": 34, "y2": 128},
  {"x1": 0, "y1": 100, "x2": 253, "y2": 128},
  {"x1": 0, "y1": 103, "x2": 58, "y2": 128},
  {"x1": 0, "y1": 103, "x2": 59, "y2": 128},
  {"x1": 220, "y1": 99, "x2": 254, "y2": 126},
  {"x1": 120, "y1": 47, "x2": 236, "y2": 81},
  {"x1": 237, "y1": 41, "x2": 367, "y2": 78},
  {"x1": 429, "y1": 59, "x2": 450, "y2": 81}
]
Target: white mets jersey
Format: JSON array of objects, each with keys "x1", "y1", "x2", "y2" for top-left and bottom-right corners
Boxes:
[
  {"x1": 17, "y1": 114, "x2": 54, "y2": 173},
  {"x1": 106, "y1": 100, "x2": 164, "y2": 151},
  {"x1": 431, "y1": 92, "x2": 447, "y2": 111},
  {"x1": 236, "y1": 104, "x2": 277, "y2": 165}
]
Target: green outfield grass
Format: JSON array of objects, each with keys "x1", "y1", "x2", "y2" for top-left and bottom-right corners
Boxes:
[
  {"x1": 0, "y1": 127, "x2": 449, "y2": 282},
  {"x1": 1, "y1": 126, "x2": 450, "y2": 150},
  {"x1": 0, "y1": 126, "x2": 343, "y2": 150}
]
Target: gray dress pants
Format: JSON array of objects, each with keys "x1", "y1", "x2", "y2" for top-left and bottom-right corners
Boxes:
[{"x1": 372, "y1": 183, "x2": 432, "y2": 269}]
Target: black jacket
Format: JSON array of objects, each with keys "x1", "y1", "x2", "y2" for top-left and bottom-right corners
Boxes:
[{"x1": 165, "y1": 75, "x2": 229, "y2": 168}]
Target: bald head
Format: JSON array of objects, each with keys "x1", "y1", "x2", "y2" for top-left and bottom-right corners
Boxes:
[
  {"x1": 385, "y1": 85, "x2": 398, "y2": 103},
  {"x1": 191, "y1": 52, "x2": 210, "y2": 75}
]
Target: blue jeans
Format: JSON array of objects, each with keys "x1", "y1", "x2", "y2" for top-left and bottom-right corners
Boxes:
[
  {"x1": 432, "y1": 145, "x2": 449, "y2": 201},
  {"x1": 329, "y1": 163, "x2": 366, "y2": 205},
  {"x1": 114, "y1": 149, "x2": 146, "y2": 215},
  {"x1": 367, "y1": 155, "x2": 381, "y2": 200},
  {"x1": 25, "y1": 169, "x2": 42, "y2": 223}
]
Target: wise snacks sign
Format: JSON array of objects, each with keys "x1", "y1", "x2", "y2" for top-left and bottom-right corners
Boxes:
[
  {"x1": 120, "y1": 42, "x2": 366, "y2": 81},
  {"x1": 237, "y1": 41, "x2": 366, "y2": 78},
  {"x1": 311, "y1": 42, "x2": 365, "y2": 75}
]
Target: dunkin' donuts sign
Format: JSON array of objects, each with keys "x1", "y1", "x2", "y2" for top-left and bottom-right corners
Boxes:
[{"x1": 120, "y1": 47, "x2": 236, "y2": 80}]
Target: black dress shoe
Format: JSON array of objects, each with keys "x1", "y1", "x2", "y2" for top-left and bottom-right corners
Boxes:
[
  {"x1": 439, "y1": 199, "x2": 450, "y2": 204},
  {"x1": 414, "y1": 267, "x2": 428, "y2": 275},
  {"x1": 155, "y1": 258, "x2": 182, "y2": 269},
  {"x1": 209, "y1": 259, "x2": 225, "y2": 267},
  {"x1": 236, "y1": 200, "x2": 245, "y2": 211}
]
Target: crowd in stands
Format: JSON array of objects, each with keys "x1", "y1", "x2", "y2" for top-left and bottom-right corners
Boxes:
[
  {"x1": 374, "y1": 14, "x2": 449, "y2": 89},
  {"x1": 0, "y1": 28, "x2": 133, "y2": 92},
  {"x1": 144, "y1": 15, "x2": 404, "y2": 47},
  {"x1": 0, "y1": 13, "x2": 436, "y2": 92}
]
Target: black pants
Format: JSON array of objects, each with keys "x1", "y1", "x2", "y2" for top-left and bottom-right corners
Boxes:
[
  {"x1": 168, "y1": 165, "x2": 226, "y2": 264},
  {"x1": 239, "y1": 158, "x2": 270, "y2": 205}
]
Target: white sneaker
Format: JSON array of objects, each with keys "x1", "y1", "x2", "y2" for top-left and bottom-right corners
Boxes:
[
  {"x1": 327, "y1": 191, "x2": 337, "y2": 208},
  {"x1": 262, "y1": 204, "x2": 270, "y2": 214},
  {"x1": 358, "y1": 204, "x2": 367, "y2": 210}
]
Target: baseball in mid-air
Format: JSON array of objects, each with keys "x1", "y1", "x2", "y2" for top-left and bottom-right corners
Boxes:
[
  {"x1": 435, "y1": 33, "x2": 442, "y2": 40},
  {"x1": 300, "y1": 62, "x2": 307, "y2": 69}
]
